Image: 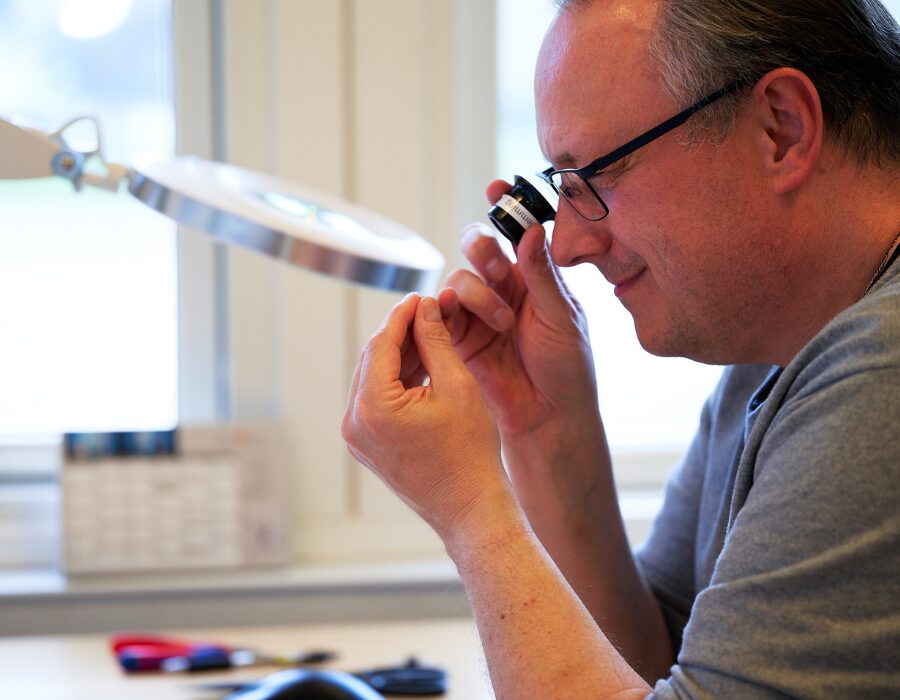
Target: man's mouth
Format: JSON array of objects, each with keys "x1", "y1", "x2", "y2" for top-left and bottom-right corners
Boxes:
[{"x1": 611, "y1": 268, "x2": 645, "y2": 298}]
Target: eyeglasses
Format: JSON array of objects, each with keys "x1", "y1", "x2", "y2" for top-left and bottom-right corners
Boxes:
[{"x1": 539, "y1": 81, "x2": 745, "y2": 221}]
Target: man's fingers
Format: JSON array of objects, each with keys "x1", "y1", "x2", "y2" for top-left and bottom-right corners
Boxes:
[
  {"x1": 461, "y1": 223, "x2": 513, "y2": 284},
  {"x1": 358, "y1": 292, "x2": 419, "y2": 398},
  {"x1": 485, "y1": 179, "x2": 512, "y2": 205},
  {"x1": 399, "y1": 340, "x2": 423, "y2": 385},
  {"x1": 514, "y1": 224, "x2": 574, "y2": 319},
  {"x1": 437, "y1": 287, "x2": 469, "y2": 346},
  {"x1": 459, "y1": 223, "x2": 524, "y2": 308},
  {"x1": 437, "y1": 286, "x2": 460, "y2": 318},
  {"x1": 453, "y1": 315, "x2": 501, "y2": 364},
  {"x1": 413, "y1": 296, "x2": 472, "y2": 394},
  {"x1": 445, "y1": 268, "x2": 515, "y2": 333},
  {"x1": 432, "y1": 290, "x2": 499, "y2": 364}
]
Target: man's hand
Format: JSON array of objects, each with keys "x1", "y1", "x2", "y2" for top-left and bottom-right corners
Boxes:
[
  {"x1": 341, "y1": 292, "x2": 518, "y2": 543},
  {"x1": 439, "y1": 180, "x2": 600, "y2": 439},
  {"x1": 340, "y1": 294, "x2": 652, "y2": 700},
  {"x1": 432, "y1": 184, "x2": 675, "y2": 683}
]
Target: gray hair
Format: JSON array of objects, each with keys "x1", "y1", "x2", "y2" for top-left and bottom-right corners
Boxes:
[{"x1": 553, "y1": 0, "x2": 900, "y2": 167}]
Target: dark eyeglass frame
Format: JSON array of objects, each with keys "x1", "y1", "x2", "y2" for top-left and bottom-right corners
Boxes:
[{"x1": 539, "y1": 80, "x2": 746, "y2": 221}]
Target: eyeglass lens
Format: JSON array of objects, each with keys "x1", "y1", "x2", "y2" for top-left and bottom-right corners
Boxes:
[{"x1": 548, "y1": 171, "x2": 607, "y2": 221}]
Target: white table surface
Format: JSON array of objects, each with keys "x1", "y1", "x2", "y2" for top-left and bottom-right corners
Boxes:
[{"x1": 0, "y1": 617, "x2": 494, "y2": 699}]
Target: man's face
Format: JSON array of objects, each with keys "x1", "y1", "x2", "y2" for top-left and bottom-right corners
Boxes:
[{"x1": 536, "y1": 1, "x2": 787, "y2": 364}]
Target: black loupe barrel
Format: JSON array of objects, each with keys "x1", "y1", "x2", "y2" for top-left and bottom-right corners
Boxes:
[{"x1": 487, "y1": 175, "x2": 556, "y2": 246}]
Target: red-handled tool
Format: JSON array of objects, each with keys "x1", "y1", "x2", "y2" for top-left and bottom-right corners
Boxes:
[
  {"x1": 111, "y1": 633, "x2": 231, "y2": 672},
  {"x1": 111, "y1": 632, "x2": 337, "y2": 673}
]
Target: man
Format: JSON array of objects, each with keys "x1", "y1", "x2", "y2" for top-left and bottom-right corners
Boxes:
[{"x1": 342, "y1": 0, "x2": 900, "y2": 696}]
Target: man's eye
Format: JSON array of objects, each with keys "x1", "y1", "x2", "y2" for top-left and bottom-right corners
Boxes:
[
  {"x1": 589, "y1": 167, "x2": 624, "y2": 190},
  {"x1": 561, "y1": 183, "x2": 582, "y2": 198}
]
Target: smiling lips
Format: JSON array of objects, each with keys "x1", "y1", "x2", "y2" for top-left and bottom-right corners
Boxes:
[{"x1": 611, "y1": 268, "x2": 646, "y2": 297}]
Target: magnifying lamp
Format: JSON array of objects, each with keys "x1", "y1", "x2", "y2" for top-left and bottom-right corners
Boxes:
[{"x1": 0, "y1": 115, "x2": 444, "y2": 293}]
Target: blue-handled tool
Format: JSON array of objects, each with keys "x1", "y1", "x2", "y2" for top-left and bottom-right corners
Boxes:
[{"x1": 111, "y1": 632, "x2": 335, "y2": 673}]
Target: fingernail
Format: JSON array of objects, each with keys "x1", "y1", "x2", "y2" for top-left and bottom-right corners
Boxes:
[
  {"x1": 460, "y1": 223, "x2": 484, "y2": 248},
  {"x1": 492, "y1": 306, "x2": 514, "y2": 330},
  {"x1": 485, "y1": 256, "x2": 509, "y2": 282},
  {"x1": 423, "y1": 296, "x2": 441, "y2": 322}
]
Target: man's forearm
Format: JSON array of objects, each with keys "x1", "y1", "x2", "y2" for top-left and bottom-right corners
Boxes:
[
  {"x1": 447, "y1": 506, "x2": 652, "y2": 699},
  {"x1": 501, "y1": 416, "x2": 674, "y2": 682}
]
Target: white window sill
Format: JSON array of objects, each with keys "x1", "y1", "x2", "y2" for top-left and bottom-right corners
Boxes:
[
  {"x1": 0, "y1": 559, "x2": 462, "y2": 601},
  {"x1": 0, "y1": 478, "x2": 663, "y2": 637},
  {"x1": 0, "y1": 559, "x2": 468, "y2": 637}
]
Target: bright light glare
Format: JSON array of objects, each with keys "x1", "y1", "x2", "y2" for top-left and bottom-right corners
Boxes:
[
  {"x1": 57, "y1": 0, "x2": 132, "y2": 40},
  {"x1": 260, "y1": 192, "x2": 375, "y2": 242}
]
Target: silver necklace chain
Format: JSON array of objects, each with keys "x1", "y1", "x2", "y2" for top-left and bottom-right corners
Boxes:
[{"x1": 861, "y1": 230, "x2": 900, "y2": 298}]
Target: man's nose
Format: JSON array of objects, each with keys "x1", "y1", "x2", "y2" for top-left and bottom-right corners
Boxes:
[{"x1": 549, "y1": 200, "x2": 612, "y2": 267}]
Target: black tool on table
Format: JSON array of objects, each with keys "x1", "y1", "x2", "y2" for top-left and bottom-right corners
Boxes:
[
  {"x1": 200, "y1": 657, "x2": 446, "y2": 698},
  {"x1": 354, "y1": 657, "x2": 446, "y2": 696},
  {"x1": 222, "y1": 668, "x2": 385, "y2": 700}
]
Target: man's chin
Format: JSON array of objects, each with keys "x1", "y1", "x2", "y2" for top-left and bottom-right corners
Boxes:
[{"x1": 633, "y1": 318, "x2": 711, "y2": 362}]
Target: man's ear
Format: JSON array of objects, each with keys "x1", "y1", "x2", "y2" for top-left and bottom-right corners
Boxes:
[{"x1": 750, "y1": 68, "x2": 824, "y2": 195}]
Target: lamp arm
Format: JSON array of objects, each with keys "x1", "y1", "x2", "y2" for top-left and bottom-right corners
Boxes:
[{"x1": 0, "y1": 115, "x2": 128, "y2": 192}]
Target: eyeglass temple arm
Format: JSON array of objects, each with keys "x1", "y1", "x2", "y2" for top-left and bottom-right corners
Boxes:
[{"x1": 578, "y1": 80, "x2": 746, "y2": 176}]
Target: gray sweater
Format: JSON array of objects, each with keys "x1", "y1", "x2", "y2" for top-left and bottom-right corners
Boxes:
[{"x1": 639, "y1": 260, "x2": 900, "y2": 698}]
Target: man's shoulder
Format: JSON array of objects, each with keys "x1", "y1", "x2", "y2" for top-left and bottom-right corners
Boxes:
[
  {"x1": 746, "y1": 267, "x2": 900, "y2": 491},
  {"x1": 789, "y1": 266, "x2": 900, "y2": 395},
  {"x1": 741, "y1": 267, "x2": 900, "y2": 500}
]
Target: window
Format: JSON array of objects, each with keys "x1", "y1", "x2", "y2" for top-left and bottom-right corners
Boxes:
[
  {"x1": 0, "y1": 0, "x2": 178, "y2": 570},
  {"x1": 0, "y1": 0, "x2": 178, "y2": 437}
]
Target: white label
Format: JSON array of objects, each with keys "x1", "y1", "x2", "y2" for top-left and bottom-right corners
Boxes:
[{"x1": 496, "y1": 194, "x2": 538, "y2": 230}]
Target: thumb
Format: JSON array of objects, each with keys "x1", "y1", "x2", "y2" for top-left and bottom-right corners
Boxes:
[
  {"x1": 413, "y1": 296, "x2": 470, "y2": 391},
  {"x1": 516, "y1": 224, "x2": 571, "y2": 316}
]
